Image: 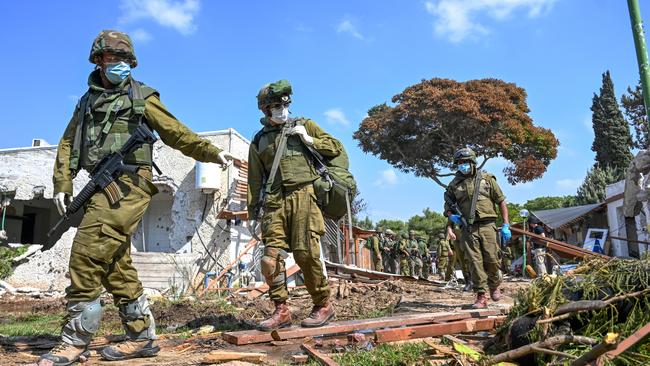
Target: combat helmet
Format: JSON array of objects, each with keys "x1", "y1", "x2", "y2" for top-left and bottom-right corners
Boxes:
[
  {"x1": 453, "y1": 147, "x2": 477, "y2": 164},
  {"x1": 89, "y1": 30, "x2": 137, "y2": 67},
  {"x1": 257, "y1": 79, "x2": 292, "y2": 111},
  {"x1": 438, "y1": 233, "x2": 445, "y2": 239},
  {"x1": 400, "y1": 232, "x2": 408, "y2": 239},
  {"x1": 385, "y1": 229, "x2": 395, "y2": 236}
]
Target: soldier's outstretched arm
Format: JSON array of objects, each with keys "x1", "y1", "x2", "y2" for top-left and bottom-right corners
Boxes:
[
  {"x1": 144, "y1": 96, "x2": 224, "y2": 163},
  {"x1": 303, "y1": 119, "x2": 343, "y2": 157},
  {"x1": 52, "y1": 115, "x2": 78, "y2": 196}
]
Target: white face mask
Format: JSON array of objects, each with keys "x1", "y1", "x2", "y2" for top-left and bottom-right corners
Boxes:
[{"x1": 270, "y1": 105, "x2": 290, "y2": 124}]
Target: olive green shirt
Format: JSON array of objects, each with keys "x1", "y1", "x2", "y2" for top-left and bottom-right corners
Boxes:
[
  {"x1": 444, "y1": 171, "x2": 506, "y2": 222},
  {"x1": 437, "y1": 238, "x2": 451, "y2": 257},
  {"x1": 53, "y1": 77, "x2": 223, "y2": 195},
  {"x1": 247, "y1": 118, "x2": 342, "y2": 217}
]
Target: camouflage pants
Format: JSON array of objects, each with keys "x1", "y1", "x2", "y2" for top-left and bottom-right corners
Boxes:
[
  {"x1": 372, "y1": 250, "x2": 383, "y2": 272},
  {"x1": 410, "y1": 257, "x2": 423, "y2": 278},
  {"x1": 460, "y1": 222, "x2": 501, "y2": 293},
  {"x1": 446, "y1": 241, "x2": 470, "y2": 281},
  {"x1": 437, "y1": 256, "x2": 449, "y2": 279},
  {"x1": 501, "y1": 246, "x2": 513, "y2": 274},
  {"x1": 399, "y1": 257, "x2": 410, "y2": 276},
  {"x1": 262, "y1": 185, "x2": 330, "y2": 306},
  {"x1": 381, "y1": 252, "x2": 393, "y2": 273},
  {"x1": 422, "y1": 256, "x2": 432, "y2": 279},
  {"x1": 386, "y1": 255, "x2": 399, "y2": 274}
]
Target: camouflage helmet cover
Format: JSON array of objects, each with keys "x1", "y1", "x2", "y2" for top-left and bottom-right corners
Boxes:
[
  {"x1": 89, "y1": 30, "x2": 137, "y2": 67},
  {"x1": 438, "y1": 233, "x2": 445, "y2": 239},
  {"x1": 400, "y1": 232, "x2": 408, "y2": 239},
  {"x1": 385, "y1": 229, "x2": 395, "y2": 235},
  {"x1": 377, "y1": 227, "x2": 385, "y2": 233},
  {"x1": 257, "y1": 79, "x2": 292, "y2": 111},
  {"x1": 453, "y1": 147, "x2": 477, "y2": 164}
]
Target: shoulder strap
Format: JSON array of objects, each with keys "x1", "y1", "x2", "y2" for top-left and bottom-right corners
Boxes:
[
  {"x1": 69, "y1": 92, "x2": 91, "y2": 173},
  {"x1": 264, "y1": 119, "x2": 295, "y2": 194},
  {"x1": 468, "y1": 170, "x2": 483, "y2": 225}
]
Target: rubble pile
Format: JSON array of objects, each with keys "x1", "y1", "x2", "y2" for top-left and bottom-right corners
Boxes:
[{"x1": 489, "y1": 257, "x2": 650, "y2": 365}]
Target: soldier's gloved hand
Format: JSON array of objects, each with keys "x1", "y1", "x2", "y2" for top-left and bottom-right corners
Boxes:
[
  {"x1": 449, "y1": 214, "x2": 462, "y2": 225},
  {"x1": 216, "y1": 151, "x2": 235, "y2": 167},
  {"x1": 288, "y1": 125, "x2": 314, "y2": 146},
  {"x1": 54, "y1": 192, "x2": 72, "y2": 216},
  {"x1": 500, "y1": 223, "x2": 512, "y2": 242}
]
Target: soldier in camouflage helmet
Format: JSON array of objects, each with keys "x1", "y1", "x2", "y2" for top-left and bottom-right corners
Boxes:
[
  {"x1": 40, "y1": 30, "x2": 235, "y2": 366},
  {"x1": 444, "y1": 147, "x2": 510, "y2": 309},
  {"x1": 248, "y1": 79, "x2": 343, "y2": 331},
  {"x1": 397, "y1": 232, "x2": 411, "y2": 276},
  {"x1": 384, "y1": 229, "x2": 399, "y2": 274},
  {"x1": 408, "y1": 230, "x2": 423, "y2": 279}
]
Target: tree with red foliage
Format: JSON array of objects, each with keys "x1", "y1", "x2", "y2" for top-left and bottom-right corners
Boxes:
[{"x1": 353, "y1": 78, "x2": 559, "y2": 187}]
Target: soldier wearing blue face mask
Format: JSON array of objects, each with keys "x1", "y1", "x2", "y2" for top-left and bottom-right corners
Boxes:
[{"x1": 444, "y1": 148, "x2": 510, "y2": 309}]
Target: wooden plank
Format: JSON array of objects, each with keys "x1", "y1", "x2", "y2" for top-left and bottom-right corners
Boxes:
[
  {"x1": 222, "y1": 309, "x2": 504, "y2": 345},
  {"x1": 510, "y1": 227, "x2": 608, "y2": 259},
  {"x1": 597, "y1": 321, "x2": 650, "y2": 364},
  {"x1": 200, "y1": 238, "x2": 257, "y2": 296},
  {"x1": 291, "y1": 354, "x2": 309, "y2": 364},
  {"x1": 247, "y1": 265, "x2": 302, "y2": 299},
  {"x1": 301, "y1": 343, "x2": 339, "y2": 366},
  {"x1": 200, "y1": 350, "x2": 266, "y2": 364},
  {"x1": 374, "y1": 316, "x2": 506, "y2": 343}
]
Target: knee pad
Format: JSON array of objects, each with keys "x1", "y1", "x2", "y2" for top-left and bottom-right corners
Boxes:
[
  {"x1": 261, "y1": 247, "x2": 286, "y2": 286},
  {"x1": 119, "y1": 294, "x2": 156, "y2": 340},
  {"x1": 62, "y1": 298, "x2": 103, "y2": 346}
]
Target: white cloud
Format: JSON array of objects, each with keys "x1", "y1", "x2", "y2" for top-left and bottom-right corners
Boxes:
[
  {"x1": 324, "y1": 108, "x2": 350, "y2": 126},
  {"x1": 336, "y1": 19, "x2": 365, "y2": 40},
  {"x1": 374, "y1": 169, "x2": 399, "y2": 187},
  {"x1": 424, "y1": 0, "x2": 557, "y2": 43},
  {"x1": 556, "y1": 178, "x2": 582, "y2": 190},
  {"x1": 119, "y1": 0, "x2": 200, "y2": 35},
  {"x1": 131, "y1": 28, "x2": 153, "y2": 42}
]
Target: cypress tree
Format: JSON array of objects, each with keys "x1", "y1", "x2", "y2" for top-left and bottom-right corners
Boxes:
[
  {"x1": 590, "y1": 71, "x2": 633, "y2": 178},
  {"x1": 576, "y1": 165, "x2": 618, "y2": 205}
]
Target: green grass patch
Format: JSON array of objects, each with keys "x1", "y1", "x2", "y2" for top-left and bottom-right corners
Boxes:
[
  {"x1": 0, "y1": 246, "x2": 28, "y2": 279},
  {"x1": 0, "y1": 313, "x2": 63, "y2": 337},
  {"x1": 296, "y1": 342, "x2": 430, "y2": 366}
]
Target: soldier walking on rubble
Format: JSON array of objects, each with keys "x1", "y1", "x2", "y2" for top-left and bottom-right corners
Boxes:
[
  {"x1": 384, "y1": 229, "x2": 399, "y2": 274},
  {"x1": 419, "y1": 233, "x2": 432, "y2": 279},
  {"x1": 444, "y1": 148, "x2": 511, "y2": 309},
  {"x1": 447, "y1": 225, "x2": 473, "y2": 291},
  {"x1": 436, "y1": 232, "x2": 452, "y2": 281},
  {"x1": 397, "y1": 232, "x2": 411, "y2": 276},
  {"x1": 247, "y1": 80, "x2": 341, "y2": 331},
  {"x1": 40, "y1": 30, "x2": 234, "y2": 366},
  {"x1": 408, "y1": 230, "x2": 423, "y2": 279}
]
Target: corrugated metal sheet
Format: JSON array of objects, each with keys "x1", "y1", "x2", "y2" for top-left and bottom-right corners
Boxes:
[{"x1": 532, "y1": 203, "x2": 604, "y2": 229}]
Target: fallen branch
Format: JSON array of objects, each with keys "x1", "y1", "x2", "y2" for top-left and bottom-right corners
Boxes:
[
  {"x1": 598, "y1": 321, "x2": 650, "y2": 363},
  {"x1": 530, "y1": 346, "x2": 577, "y2": 359},
  {"x1": 538, "y1": 289, "x2": 650, "y2": 324},
  {"x1": 481, "y1": 335, "x2": 598, "y2": 365},
  {"x1": 301, "y1": 343, "x2": 339, "y2": 366},
  {"x1": 570, "y1": 333, "x2": 618, "y2": 366}
]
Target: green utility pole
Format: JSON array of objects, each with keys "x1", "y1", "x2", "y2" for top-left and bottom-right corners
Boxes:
[
  {"x1": 628, "y1": 0, "x2": 650, "y2": 124},
  {"x1": 522, "y1": 216, "x2": 527, "y2": 277}
]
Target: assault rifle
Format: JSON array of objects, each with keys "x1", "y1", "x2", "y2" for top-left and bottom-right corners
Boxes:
[
  {"x1": 47, "y1": 123, "x2": 158, "y2": 237},
  {"x1": 444, "y1": 191, "x2": 469, "y2": 233}
]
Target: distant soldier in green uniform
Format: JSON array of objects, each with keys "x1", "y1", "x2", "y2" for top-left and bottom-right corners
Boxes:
[
  {"x1": 419, "y1": 234, "x2": 432, "y2": 279},
  {"x1": 436, "y1": 233, "x2": 452, "y2": 280},
  {"x1": 384, "y1": 229, "x2": 399, "y2": 274},
  {"x1": 397, "y1": 232, "x2": 411, "y2": 276},
  {"x1": 40, "y1": 30, "x2": 235, "y2": 366},
  {"x1": 366, "y1": 230, "x2": 383, "y2": 272},
  {"x1": 447, "y1": 226, "x2": 472, "y2": 291},
  {"x1": 408, "y1": 230, "x2": 423, "y2": 279},
  {"x1": 445, "y1": 148, "x2": 510, "y2": 309},
  {"x1": 247, "y1": 80, "x2": 342, "y2": 331},
  {"x1": 379, "y1": 228, "x2": 392, "y2": 273}
]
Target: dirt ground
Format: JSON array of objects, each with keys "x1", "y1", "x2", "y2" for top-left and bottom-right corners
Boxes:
[{"x1": 0, "y1": 277, "x2": 529, "y2": 365}]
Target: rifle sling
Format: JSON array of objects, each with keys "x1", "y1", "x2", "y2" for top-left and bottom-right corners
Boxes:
[{"x1": 468, "y1": 169, "x2": 483, "y2": 225}]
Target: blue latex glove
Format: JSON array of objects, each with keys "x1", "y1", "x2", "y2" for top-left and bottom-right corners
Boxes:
[
  {"x1": 449, "y1": 214, "x2": 462, "y2": 225},
  {"x1": 500, "y1": 223, "x2": 512, "y2": 242}
]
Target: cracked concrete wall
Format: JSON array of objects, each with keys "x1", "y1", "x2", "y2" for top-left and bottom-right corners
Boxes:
[{"x1": 0, "y1": 129, "x2": 250, "y2": 290}]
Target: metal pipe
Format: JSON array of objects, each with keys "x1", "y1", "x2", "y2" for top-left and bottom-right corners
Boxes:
[{"x1": 628, "y1": 0, "x2": 650, "y2": 124}]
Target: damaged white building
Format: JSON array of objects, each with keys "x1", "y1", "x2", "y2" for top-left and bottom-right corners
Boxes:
[{"x1": 0, "y1": 129, "x2": 257, "y2": 293}]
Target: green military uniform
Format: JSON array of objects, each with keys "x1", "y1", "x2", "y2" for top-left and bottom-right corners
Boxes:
[
  {"x1": 396, "y1": 234, "x2": 410, "y2": 276},
  {"x1": 436, "y1": 235, "x2": 452, "y2": 280},
  {"x1": 380, "y1": 232, "x2": 393, "y2": 273},
  {"x1": 46, "y1": 30, "x2": 227, "y2": 365},
  {"x1": 366, "y1": 235, "x2": 383, "y2": 272},
  {"x1": 501, "y1": 245, "x2": 513, "y2": 275},
  {"x1": 248, "y1": 116, "x2": 341, "y2": 308},
  {"x1": 418, "y1": 237, "x2": 431, "y2": 279},
  {"x1": 444, "y1": 167, "x2": 506, "y2": 294},
  {"x1": 446, "y1": 227, "x2": 471, "y2": 282},
  {"x1": 408, "y1": 232, "x2": 422, "y2": 278},
  {"x1": 384, "y1": 230, "x2": 399, "y2": 274}
]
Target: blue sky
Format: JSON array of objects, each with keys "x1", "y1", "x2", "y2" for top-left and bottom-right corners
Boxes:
[{"x1": 0, "y1": 0, "x2": 643, "y2": 222}]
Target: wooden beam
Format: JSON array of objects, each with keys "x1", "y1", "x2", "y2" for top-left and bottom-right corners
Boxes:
[
  {"x1": 200, "y1": 350, "x2": 267, "y2": 364},
  {"x1": 246, "y1": 264, "x2": 302, "y2": 299},
  {"x1": 222, "y1": 309, "x2": 504, "y2": 345},
  {"x1": 374, "y1": 316, "x2": 506, "y2": 343},
  {"x1": 510, "y1": 227, "x2": 608, "y2": 259},
  {"x1": 200, "y1": 238, "x2": 257, "y2": 296},
  {"x1": 301, "y1": 343, "x2": 339, "y2": 366}
]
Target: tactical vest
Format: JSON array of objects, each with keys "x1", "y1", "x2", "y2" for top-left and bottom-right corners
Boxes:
[
  {"x1": 69, "y1": 79, "x2": 158, "y2": 173},
  {"x1": 448, "y1": 173, "x2": 499, "y2": 221}
]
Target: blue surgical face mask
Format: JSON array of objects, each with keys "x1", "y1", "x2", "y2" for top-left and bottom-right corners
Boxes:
[
  {"x1": 104, "y1": 61, "x2": 131, "y2": 84},
  {"x1": 458, "y1": 163, "x2": 472, "y2": 175}
]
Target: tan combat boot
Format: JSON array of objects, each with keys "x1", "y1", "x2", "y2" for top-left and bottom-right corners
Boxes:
[
  {"x1": 38, "y1": 342, "x2": 90, "y2": 366},
  {"x1": 490, "y1": 287, "x2": 502, "y2": 302},
  {"x1": 100, "y1": 339, "x2": 159, "y2": 361},
  {"x1": 258, "y1": 302, "x2": 292, "y2": 331},
  {"x1": 472, "y1": 292, "x2": 488, "y2": 309},
  {"x1": 301, "y1": 301, "x2": 335, "y2": 328}
]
